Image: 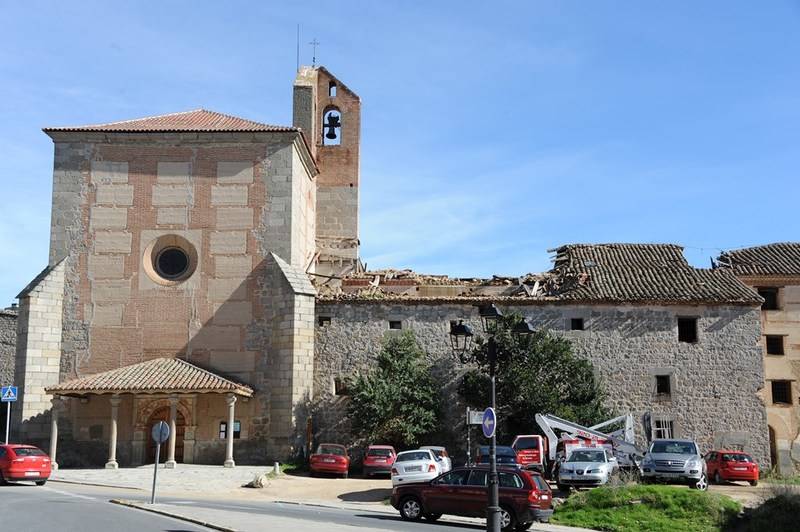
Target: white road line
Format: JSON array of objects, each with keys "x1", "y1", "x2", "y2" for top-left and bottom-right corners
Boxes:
[{"x1": 41, "y1": 486, "x2": 97, "y2": 501}]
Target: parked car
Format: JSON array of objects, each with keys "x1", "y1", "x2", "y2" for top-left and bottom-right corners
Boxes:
[
  {"x1": 420, "y1": 445, "x2": 452, "y2": 473},
  {"x1": 704, "y1": 450, "x2": 759, "y2": 486},
  {"x1": 362, "y1": 445, "x2": 396, "y2": 477},
  {"x1": 475, "y1": 446, "x2": 521, "y2": 469},
  {"x1": 639, "y1": 439, "x2": 707, "y2": 490},
  {"x1": 390, "y1": 466, "x2": 553, "y2": 531},
  {"x1": 391, "y1": 449, "x2": 442, "y2": 487},
  {"x1": 0, "y1": 444, "x2": 52, "y2": 485},
  {"x1": 511, "y1": 435, "x2": 546, "y2": 472},
  {"x1": 556, "y1": 448, "x2": 616, "y2": 491},
  {"x1": 309, "y1": 443, "x2": 350, "y2": 478}
]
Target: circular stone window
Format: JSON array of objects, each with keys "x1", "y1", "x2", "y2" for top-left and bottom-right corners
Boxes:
[{"x1": 143, "y1": 235, "x2": 198, "y2": 286}]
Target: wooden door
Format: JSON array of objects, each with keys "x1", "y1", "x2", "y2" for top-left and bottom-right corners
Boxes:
[{"x1": 146, "y1": 406, "x2": 185, "y2": 464}]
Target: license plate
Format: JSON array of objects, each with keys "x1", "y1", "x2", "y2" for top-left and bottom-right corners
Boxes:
[
  {"x1": 324, "y1": 458, "x2": 335, "y2": 463},
  {"x1": 734, "y1": 467, "x2": 747, "y2": 471},
  {"x1": 25, "y1": 471, "x2": 39, "y2": 477},
  {"x1": 376, "y1": 459, "x2": 386, "y2": 462},
  {"x1": 406, "y1": 466, "x2": 422, "y2": 472}
]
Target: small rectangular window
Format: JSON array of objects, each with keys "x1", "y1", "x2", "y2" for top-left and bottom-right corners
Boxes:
[
  {"x1": 655, "y1": 375, "x2": 671, "y2": 396},
  {"x1": 389, "y1": 320, "x2": 402, "y2": 330},
  {"x1": 570, "y1": 318, "x2": 584, "y2": 331},
  {"x1": 318, "y1": 316, "x2": 331, "y2": 327},
  {"x1": 652, "y1": 417, "x2": 674, "y2": 440},
  {"x1": 758, "y1": 288, "x2": 780, "y2": 311},
  {"x1": 334, "y1": 377, "x2": 349, "y2": 396},
  {"x1": 772, "y1": 381, "x2": 792, "y2": 405},
  {"x1": 677, "y1": 317, "x2": 698, "y2": 343},
  {"x1": 219, "y1": 421, "x2": 242, "y2": 439},
  {"x1": 766, "y1": 335, "x2": 785, "y2": 355}
]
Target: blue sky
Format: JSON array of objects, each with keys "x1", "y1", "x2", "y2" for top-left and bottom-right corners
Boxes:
[{"x1": 1, "y1": 1, "x2": 799, "y2": 304}]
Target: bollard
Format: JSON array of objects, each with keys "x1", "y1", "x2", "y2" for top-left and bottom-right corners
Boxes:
[{"x1": 274, "y1": 461, "x2": 280, "y2": 475}]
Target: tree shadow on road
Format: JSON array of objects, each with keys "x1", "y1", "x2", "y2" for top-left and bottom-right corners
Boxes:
[{"x1": 338, "y1": 487, "x2": 392, "y2": 502}]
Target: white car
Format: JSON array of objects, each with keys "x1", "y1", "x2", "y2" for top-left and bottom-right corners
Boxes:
[
  {"x1": 557, "y1": 448, "x2": 616, "y2": 490},
  {"x1": 391, "y1": 449, "x2": 442, "y2": 487},
  {"x1": 420, "y1": 445, "x2": 452, "y2": 473}
]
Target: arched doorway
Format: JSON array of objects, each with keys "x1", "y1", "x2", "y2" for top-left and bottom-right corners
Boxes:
[
  {"x1": 146, "y1": 406, "x2": 186, "y2": 464},
  {"x1": 768, "y1": 425, "x2": 778, "y2": 469}
]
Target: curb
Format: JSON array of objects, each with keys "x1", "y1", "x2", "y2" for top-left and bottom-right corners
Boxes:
[
  {"x1": 51, "y1": 478, "x2": 144, "y2": 491},
  {"x1": 110, "y1": 499, "x2": 237, "y2": 532},
  {"x1": 274, "y1": 499, "x2": 394, "y2": 515}
]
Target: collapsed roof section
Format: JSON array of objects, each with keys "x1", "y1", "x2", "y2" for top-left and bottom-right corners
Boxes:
[
  {"x1": 716, "y1": 242, "x2": 800, "y2": 277},
  {"x1": 315, "y1": 243, "x2": 762, "y2": 306}
]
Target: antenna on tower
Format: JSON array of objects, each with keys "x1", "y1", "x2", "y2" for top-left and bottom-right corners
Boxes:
[
  {"x1": 296, "y1": 24, "x2": 300, "y2": 72},
  {"x1": 309, "y1": 38, "x2": 320, "y2": 67}
]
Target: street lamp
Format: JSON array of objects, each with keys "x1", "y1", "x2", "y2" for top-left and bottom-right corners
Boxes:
[{"x1": 449, "y1": 305, "x2": 534, "y2": 532}]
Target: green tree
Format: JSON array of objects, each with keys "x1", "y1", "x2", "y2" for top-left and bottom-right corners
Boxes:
[
  {"x1": 459, "y1": 314, "x2": 609, "y2": 442},
  {"x1": 346, "y1": 331, "x2": 440, "y2": 449}
]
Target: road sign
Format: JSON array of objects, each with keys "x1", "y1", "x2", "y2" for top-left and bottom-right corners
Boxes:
[
  {"x1": 482, "y1": 407, "x2": 496, "y2": 439},
  {"x1": 1, "y1": 386, "x2": 18, "y2": 402},
  {"x1": 467, "y1": 408, "x2": 484, "y2": 425},
  {"x1": 151, "y1": 421, "x2": 170, "y2": 443}
]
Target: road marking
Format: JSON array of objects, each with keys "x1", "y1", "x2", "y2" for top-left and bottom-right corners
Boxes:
[{"x1": 42, "y1": 486, "x2": 97, "y2": 501}]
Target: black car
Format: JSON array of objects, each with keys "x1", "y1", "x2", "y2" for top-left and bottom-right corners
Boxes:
[{"x1": 475, "y1": 446, "x2": 521, "y2": 468}]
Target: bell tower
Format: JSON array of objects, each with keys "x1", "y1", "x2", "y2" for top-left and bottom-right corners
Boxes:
[{"x1": 293, "y1": 66, "x2": 361, "y2": 277}]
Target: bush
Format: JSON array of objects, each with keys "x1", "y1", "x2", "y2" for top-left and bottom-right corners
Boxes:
[
  {"x1": 552, "y1": 485, "x2": 740, "y2": 532},
  {"x1": 737, "y1": 484, "x2": 800, "y2": 532}
]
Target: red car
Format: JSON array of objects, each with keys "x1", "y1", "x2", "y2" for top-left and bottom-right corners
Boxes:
[
  {"x1": 310, "y1": 443, "x2": 350, "y2": 478},
  {"x1": 704, "y1": 450, "x2": 759, "y2": 486},
  {"x1": 362, "y1": 445, "x2": 396, "y2": 477},
  {"x1": 511, "y1": 435, "x2": 546, "y2": 472},
  {"x1": 390, "y1": 466, "x2": 553, "y2": 531},
  {"x1": 0, "y1": 444, "x2": 52, "y2": 485}
]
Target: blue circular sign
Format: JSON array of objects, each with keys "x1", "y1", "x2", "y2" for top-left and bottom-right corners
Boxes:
[
  {"x1": 481, "y1": 407, "x2": 496, "y2": 439},
  {"x1": 151, "y1": 420, "x2": 170, "y2": 443}
]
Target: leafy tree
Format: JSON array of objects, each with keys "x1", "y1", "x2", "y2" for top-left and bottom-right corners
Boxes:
[
  {"x1": 346, "y1": 331, "x2": 440, "y2": 449},
  {"x1": 459, "y1": 314, "x2": 609, "y2": 442}
]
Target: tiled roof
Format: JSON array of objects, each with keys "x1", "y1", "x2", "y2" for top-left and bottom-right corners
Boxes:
[
  {"x1": 716, "y1": 243, "x2": 800, "y2": 277},
  {"x1": 318, "y1": 243, "x2": 762, "y2": 305},
  {"x1": 550, "y1": 244, "x2": 762, "y2": 304},
  {"x1": 43, "y1": 109, "x2": 297, "y2": 133},
  {"x1": 46, "y1": 357, "x2": 253, "y2": 396}
]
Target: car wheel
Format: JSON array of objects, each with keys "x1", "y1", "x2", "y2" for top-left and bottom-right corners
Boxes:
[
  {"x1": 424, "y1": 513, "x2": 442, "y2": 522},
  {"x1": 499, "y1": 506, "x2": 517, "y2": 532},
  {"x1": 713, "y1": 471, "x2": 721, "y2": 484},
  {"x1": 399, "y1": 496, "x2": 423, "y2": 521},
  {"x1": 516, "y1": 522, "x2": 534, "y2": 531},
  {"x1": 690, "y1": 474, "x2": 708, "y2": 491},
  {"x1": 35, "y1": 480, "x2": 47, "y2": 486},
  {"x1": 0, "y1": 471, "x2": 6, "y2": 486},
  {"x1": 750, "y1": 480, "x2": 758, "y2": 487}
]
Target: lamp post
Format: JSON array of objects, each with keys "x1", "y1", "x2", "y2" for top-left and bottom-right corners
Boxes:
[{"x1": 449, "y1": 304, "x2": 534, "y2": 532}]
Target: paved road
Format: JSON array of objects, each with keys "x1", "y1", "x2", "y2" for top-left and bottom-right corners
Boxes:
[
  {"x1": 2, "y1": 480, "x2": 488, "y2": 532},
  {"x1": 0, "y1": 481, "x2": 210, "y2": 532}
]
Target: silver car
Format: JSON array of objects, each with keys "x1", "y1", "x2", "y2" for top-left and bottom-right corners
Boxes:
[
  {"x1": 639, "y1": 439, "x2": 707, "y2": 490},
  {"x1": 557, "y1": 448, "x2": 616, "y2": 490}
]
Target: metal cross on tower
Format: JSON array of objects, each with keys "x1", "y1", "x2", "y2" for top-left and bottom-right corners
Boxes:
[{"x1": 309, "y1": 38, "x2": 320, "y2": 67}]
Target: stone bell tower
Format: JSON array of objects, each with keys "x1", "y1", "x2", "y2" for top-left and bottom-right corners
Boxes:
[{"x1": 293, "y1": 66, "x2": 361, "y2": 277}]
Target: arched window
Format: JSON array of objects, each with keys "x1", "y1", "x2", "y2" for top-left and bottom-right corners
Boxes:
[
  {"x1": 329, "y1": 81, "x2": 337, "y2": 97},
  {"x1": 322, "y1": 107, "x2": 342, "y2": 146}
]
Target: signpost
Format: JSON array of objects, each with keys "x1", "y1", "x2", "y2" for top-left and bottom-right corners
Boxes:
[
  {"x1": 2, "y1": 386, "x2": 18, "y2": 445},
  {"x1": 150, "y1": 420, "x2": 170, "y2": 504}
]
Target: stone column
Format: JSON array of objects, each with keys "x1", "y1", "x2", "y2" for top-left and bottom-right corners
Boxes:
[
  {"x1": 165, "y1": 395, "x2": 178, "y2": 469},
  {"x1": 49, "y1": 396, "x2": 60, "y2": 470},
  {"x1": 224, "y1": 393, "x2": 236, "y2": 468},
  {"x1": 106, "y1": 395, "x2": 121, "y2": 469}
]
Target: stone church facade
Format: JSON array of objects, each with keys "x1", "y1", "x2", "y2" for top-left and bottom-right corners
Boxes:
[{"x1": 10, "y1": 66, "x2": 772, "y2": 469}]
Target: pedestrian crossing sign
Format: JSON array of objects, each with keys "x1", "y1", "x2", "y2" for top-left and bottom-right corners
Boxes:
[{"x1": 1, "y1": 386, "x2": 17, "y2": 402}]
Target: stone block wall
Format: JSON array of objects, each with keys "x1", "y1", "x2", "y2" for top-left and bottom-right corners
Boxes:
[
  {"x1": 314, "y1": 301, "x2": 770, "y2": 467},
  {"x1": 14, "y1": 261, "x2": 66, "y2": 439},
  {"x1": 0, "y1": 309, "x2": 17, "y2": 386}
]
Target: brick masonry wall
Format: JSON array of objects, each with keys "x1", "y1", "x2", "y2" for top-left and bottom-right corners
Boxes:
[{"x1": 314, "y1": 301, "x2": 770, "y2": 467}]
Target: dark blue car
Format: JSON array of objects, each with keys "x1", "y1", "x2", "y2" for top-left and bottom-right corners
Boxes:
[{"x1": 475, "y1": 446, "x2": 521, "y2": 468}]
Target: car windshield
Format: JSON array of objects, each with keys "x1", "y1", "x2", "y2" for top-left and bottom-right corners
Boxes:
[
  {"x1": 367, "y1": 448, "x2": 393, "y2": 457},
  {"x1": 568, "y1": 450, "x2": 605, "y2": 463},
  {"x1": 397, "y1": 451, "x2": 432, "y2": 462},
  {"x1": 13, "y1": 447, "x2": 46, "y2": 457},
  {"x1": 479, "y1": 446, "x2": 516, "y2": 457},
  {"x1": 722, "y1": 453, "x2": 752, "y2": 462},
  {"x1": 650, "y1": 441, "x2": 697, "y2": 455},
  {"x1": 317, "y1": 445, "x2": 346, "y2": 456},
  {"x1": 514, "y1": 437, "x2": 539, "y2": 450}
]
